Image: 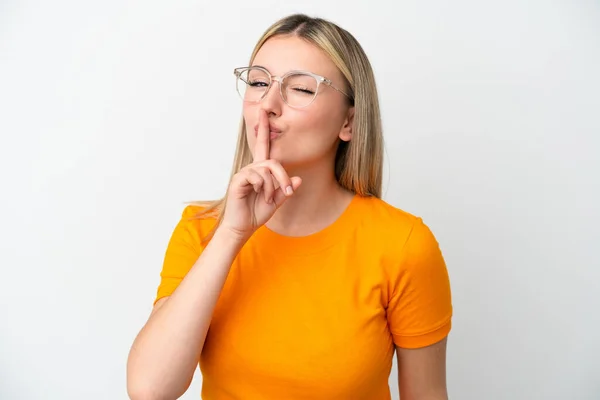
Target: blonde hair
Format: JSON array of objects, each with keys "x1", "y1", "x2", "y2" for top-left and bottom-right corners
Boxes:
[{"x1": 192, "y1": 14, "x2": 383, "y2": 243}]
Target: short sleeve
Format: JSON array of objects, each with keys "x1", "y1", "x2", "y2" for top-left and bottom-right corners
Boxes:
[
  {"x1": 387, "y1": 218, "x2": 453, "y2": 349},
  {"x1": 154, "y1": 205, "x2": 210, "y2": 305}
]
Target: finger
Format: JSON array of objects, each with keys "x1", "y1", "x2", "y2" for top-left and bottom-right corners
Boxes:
[
  {"x1": 239, "y1": 169, "x2": 264, "y2": 194},
  {"x1": 273, "y1": 176, "x2": 302, "y2": 206},
  {"x1": 253, "y1": 109, "x2": 270, "y2": 162},
  {"x1": 252, "y1": 166, "x2": 276, "y2": 204},
  {"x1": 271, "y1": 174, "x2": 280, "y2": 191},
  {"x1": 256, "y1": 160, "x2": 293, "y2": 196}
]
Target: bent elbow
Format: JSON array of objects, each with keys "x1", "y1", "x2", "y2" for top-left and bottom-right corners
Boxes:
[
  {"x1": 127, "y1": 381, "x2": 161, "y2": 400},
  {"x1": 127, "y1": 373, "x2": 191, "y2": 400}
]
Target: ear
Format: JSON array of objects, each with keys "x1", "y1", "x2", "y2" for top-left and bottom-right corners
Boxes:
[{"x1": 339, "y1": 106, "x2": 355, "y2": 142}]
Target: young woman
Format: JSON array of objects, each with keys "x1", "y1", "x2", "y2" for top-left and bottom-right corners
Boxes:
[{"x1": 127, "y1": 13, "x2": 453, "y2": 400}]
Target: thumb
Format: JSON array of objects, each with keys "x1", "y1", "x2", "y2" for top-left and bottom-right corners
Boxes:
[{"x1": 272, "y1": 176, "x2": 302, "y2": 207}]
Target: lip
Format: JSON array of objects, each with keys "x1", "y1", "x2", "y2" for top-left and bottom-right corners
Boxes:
[{"x1": 254, "y1": 123, "x2": 283, "y2": 139}]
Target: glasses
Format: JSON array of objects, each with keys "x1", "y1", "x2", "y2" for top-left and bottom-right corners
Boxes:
[{"x1": 233, "y1": 66, "x2": 353, "y2": 108}]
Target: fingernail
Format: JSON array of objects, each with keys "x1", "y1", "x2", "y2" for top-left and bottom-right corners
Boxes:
[{"x1": 285, "y1": 186, "x2": 293, "y2": 195}]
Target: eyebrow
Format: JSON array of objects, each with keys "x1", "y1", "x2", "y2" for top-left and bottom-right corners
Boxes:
[{"x1": 250, "y1": 65, "x2": 313, "y2": 76}]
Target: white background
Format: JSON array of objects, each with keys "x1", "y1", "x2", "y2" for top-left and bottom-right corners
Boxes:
[{"x1": 1, "y1": 1, "x2": 599, "y2": 399}]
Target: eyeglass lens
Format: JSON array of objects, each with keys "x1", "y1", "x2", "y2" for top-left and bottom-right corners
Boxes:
[{"x1": 236, "y1": 68, "x2": 319, "y2": 107}]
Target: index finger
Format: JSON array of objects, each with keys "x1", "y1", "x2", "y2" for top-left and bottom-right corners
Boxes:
[{"x1": 253, "y1": 109, "x2": 270, "y2": 162}]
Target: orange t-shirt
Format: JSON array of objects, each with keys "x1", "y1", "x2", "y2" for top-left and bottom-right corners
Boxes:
[{"x1": 155, "y1": 194, "x2": 452, "y2": 399}]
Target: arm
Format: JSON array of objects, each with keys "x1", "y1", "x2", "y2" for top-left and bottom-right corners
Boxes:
[
  {"x1": 126, "y1": 227, "x2": 246, "y2": 400},
  {"x1": 396, "y1": 338, "x2": 448, "y2": 400},
  {"x1": 387, "y1": 217, "x2": 452, "y2": 400},
  {"x1": 126, "y1": 109, "x2": 300, "y2": 399}
]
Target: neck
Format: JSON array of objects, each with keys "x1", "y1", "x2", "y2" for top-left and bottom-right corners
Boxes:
[{"x1": 266, "y1": 160, "x2": 354, "y2": 236}]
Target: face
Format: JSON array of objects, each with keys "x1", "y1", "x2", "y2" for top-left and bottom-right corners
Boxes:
[{"x1": 242, "y1": 35, "x2": 354, "y2": 170}]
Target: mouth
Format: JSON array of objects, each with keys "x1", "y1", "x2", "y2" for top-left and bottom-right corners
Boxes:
[{"x1": 254, "y1": 124, "x2": 283, "y2": 140}]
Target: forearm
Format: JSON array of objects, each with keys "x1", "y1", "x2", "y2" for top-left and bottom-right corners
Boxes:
[{"x1": 127, "y1": 227, "x2": 247, "y2": 400}]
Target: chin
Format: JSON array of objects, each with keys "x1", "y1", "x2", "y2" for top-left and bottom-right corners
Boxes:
[{"x1": 268, "y1": 147, "x2": 289, "y2": 163}]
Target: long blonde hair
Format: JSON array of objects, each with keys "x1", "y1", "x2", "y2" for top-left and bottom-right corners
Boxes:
[{"x1": 192, "y1": 14, "x2": 383, "y2": 243}]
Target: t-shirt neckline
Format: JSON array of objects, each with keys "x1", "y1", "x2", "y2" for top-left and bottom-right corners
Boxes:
[{"x1": 253, "y1": 194, "x2": 363, "y2": 256}]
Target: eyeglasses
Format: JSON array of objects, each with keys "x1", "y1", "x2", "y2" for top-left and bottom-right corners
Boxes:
[{"x1": 233, "y1": 66, "x2": 353, "y2": 108}]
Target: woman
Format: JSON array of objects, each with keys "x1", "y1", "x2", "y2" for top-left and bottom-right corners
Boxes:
[{"x1": 127, "y1": 13, "x2": 453, "y2": 400}]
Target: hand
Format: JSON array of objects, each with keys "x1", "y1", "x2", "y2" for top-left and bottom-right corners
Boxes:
[{"x1": 219, "y1": 110, "x2": 302, "y2": 239}]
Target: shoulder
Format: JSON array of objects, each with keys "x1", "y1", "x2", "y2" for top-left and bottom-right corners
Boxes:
[
  {"x1": 355, "y1": 195, "x2": 443, "y2": 260},
  {"x1": 355, "y1": 195, "x2": 426, "y2": 235},
  {"x1": 171, "y1": 204, "x2": 219, "y2": 248},
  {"x1": 357, "y1": 195, "x2": 418, "y2": 221}
]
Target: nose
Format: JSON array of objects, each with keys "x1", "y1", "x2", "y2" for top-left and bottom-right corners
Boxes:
[{"x1": 259, "y1": 78, "x2": 283, "y2": 117}]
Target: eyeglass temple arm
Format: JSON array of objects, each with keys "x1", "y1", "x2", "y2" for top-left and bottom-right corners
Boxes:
[{"x1": 323, "y1": 78, "x2": 352, "y2": 100}]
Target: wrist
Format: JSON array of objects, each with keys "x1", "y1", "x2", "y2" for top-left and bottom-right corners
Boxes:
[{"x1": 214, "y1": 225, "x2": 252, "y2": 246}]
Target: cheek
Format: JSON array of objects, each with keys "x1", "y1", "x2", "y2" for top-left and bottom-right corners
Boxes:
[
  {"x1": 246, "y1": 131, "x2": 255, "y2": 154},
  {"x1": 296, "y1": 107, "x2": 343, "y2": 141},
  {"x1": 243, "y1": 106, "x2": 257, "y2": 149}
]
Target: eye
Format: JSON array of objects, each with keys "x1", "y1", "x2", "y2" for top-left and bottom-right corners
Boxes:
[
  {"x1": 289, "y1": 85, "x2": 315, "y2": 95},
  {"x1": 295, "y1": 87, "x2": 315, "y2": 94},
  {"x1": 285, "y1": 74, "x2": 318, "y2": 95},
  {"x1": 248, "y1": 80, "x2": 269, "y2": 87}
]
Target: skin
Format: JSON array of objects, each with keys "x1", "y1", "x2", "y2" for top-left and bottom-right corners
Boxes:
[
  {"x1": 126, "y1": 34, "x2": 448, "y2": 400},
  {"x1": 241, "y1": 35, "x2": 356, "y2": 236},
  {"x1": 397, "y1": 338, "x2": 449, "y2": 400}
]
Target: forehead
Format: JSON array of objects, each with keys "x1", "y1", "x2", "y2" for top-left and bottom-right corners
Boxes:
[{"x1": 252, "y1": 35, "x2": 340, "y2": 79}]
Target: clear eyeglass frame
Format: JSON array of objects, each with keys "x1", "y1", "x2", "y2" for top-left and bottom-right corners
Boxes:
[{"x1": 233, "y1": 66, "x2": 353, "y2": 108}]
